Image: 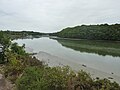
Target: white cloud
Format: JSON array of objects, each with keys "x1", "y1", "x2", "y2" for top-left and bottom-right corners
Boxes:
[{"x1": 0, "y1": 0, "x2": 120, "y2": 32}]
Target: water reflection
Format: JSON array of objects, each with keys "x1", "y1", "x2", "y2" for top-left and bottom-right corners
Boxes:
[
  {"x1": 14, "y1": 37, "x2": 120, "y2": 76},
  {"x1": 53, "y1": 38, "x2": 120, "y2": 57}
]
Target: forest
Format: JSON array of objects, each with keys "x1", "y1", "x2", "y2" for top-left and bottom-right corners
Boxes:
[
  {"x1": 0, "y1": 30, "x2": 45, "y2": 39},
  {"x1": 51, "y1": 24, "x2": 120, "y2": 41}
]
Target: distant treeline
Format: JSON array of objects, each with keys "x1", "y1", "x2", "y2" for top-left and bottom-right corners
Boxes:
[
  {"x1": 50, "y1": 24, "x2": 120, "y2": 41},
  {"x1": 0, "y1": 30, "x2": 46, "y2": 39}
]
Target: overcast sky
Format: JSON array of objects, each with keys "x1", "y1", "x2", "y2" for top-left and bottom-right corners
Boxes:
[{"x1": 0, "y1": 0, "x2": 120, "y2": 33}]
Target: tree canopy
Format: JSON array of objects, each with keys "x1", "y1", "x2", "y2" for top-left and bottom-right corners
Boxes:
[{"x1": 51, "y1": 24, "x2": 120, "y2": 41}]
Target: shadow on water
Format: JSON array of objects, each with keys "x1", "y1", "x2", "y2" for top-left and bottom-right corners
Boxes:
[{"x1": 52, "y1": 38, "x2": 120, "y2": 57}]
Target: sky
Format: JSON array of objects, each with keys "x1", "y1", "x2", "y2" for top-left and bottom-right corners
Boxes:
[{"x1": 0, "y1": 0, "x2": 120, "y2": 33}]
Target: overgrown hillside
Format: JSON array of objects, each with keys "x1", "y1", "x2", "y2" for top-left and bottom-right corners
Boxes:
[{"x1": 51, "y1": 24, "x2": 120, "y2": 41}]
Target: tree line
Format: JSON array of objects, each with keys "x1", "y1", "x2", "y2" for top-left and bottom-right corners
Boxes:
[
  {"x1": 51, "y1": 24, "x2": 120, "y2": 41},
  {"x1": 0, "y1": 30, "x2": 45, "y2": 39}
]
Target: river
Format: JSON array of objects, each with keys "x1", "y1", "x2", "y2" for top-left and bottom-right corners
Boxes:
[{"x1": 14, "y1": 37, "x2": 120, "y2": 83}]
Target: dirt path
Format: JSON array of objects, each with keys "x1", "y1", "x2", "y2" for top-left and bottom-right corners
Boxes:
[{"x1": 0, "y1": 74, "x2": 14, "y2": 90}]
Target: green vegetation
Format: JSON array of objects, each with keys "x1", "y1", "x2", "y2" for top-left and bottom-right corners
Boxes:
[
  {"x1": 0, "y1": 30, "x2": 120, "y2": 90},
  {"x1": 11, "y1": 43, "x2": 26, "y2": 55},
  {"x1": 16, "y1": 66, "x2": 72, "y2": 90},
  {"x1": 51, "y1": 24, "x2": 120, "y2": 41},
  {"x1": 0, "y1": 31, "x2": 11, "y2": 63},
  {"x1": 4, "y1": 52, "x2": 43, "y2": 83},
  {"x1": 16, "y1": 66, "x2": 120, "y2": 90},
  {"x1": 1, "y1": 30, "x2": 45, "y2": 39},
  {"x1": 55, "y1": 38, "x2": 120, "y2": 57},
  {"x1": 0, "y1": 32, "x2": 11, "y2": 47}
]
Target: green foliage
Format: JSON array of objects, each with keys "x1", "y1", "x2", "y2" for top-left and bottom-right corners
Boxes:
[
  {"x1": 93, "y1": 79, "x2": 120, "y2": 90},
  {"x1": 16, "y1": 66, "x2": 120, "y2": 90},
  {"x1": 0, "y1": 31, "x2": 11, "y2": 63},
  {"x1": 11, "y1": 43, "x2": 26, "y2": 55},
  {"x1": 16, "y1": 67, "x2": 48, "y2": 90},
  {"x1": 4, "y1": 51, "x2": 44, "y2": 83},
  {"x1": 52, "y1": 24, "x2": 120, "y2": 41},
  {"x1": 4, "y1": 52, "x2": 24, "y2": 82},
  {"x1": 0, "y1": 53, "x2": 4, "y2": 63},
  {"x1": 0, "y1": 31, "x2": 11, "y2": 47},
  {"x1": 1, "y1": 30, "x2": 45, "y2": 39},
  {"x1": 16, "y1": 66, "x2": 74, "y2": 90}
]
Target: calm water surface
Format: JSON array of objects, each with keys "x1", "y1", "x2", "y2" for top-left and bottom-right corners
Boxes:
[{"x1": 14, "y1": 37, "x2": 120, "y2": 76}]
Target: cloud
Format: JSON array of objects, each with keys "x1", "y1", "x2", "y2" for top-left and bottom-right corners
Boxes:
[{"x1": 0, "y1": 0, "x2": 120, "y2": 32}]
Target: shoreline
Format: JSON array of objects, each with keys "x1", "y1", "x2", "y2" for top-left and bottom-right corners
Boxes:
[
  {"x1": 34, "y1": 51, "x2": 120, "y2": 84},
  {"x1": 50, "y1": 36, "x2": 120, "y2": 42}
]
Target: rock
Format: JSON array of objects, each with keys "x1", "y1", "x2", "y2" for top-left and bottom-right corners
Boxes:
[
  {"x1": 108, "y1": 77, "x2": 113, "y2": 79},
  {"x1": 82, "y1": 64, "x2": 87, "y2": 67},
  {"x1": 96, "y1": 77, "x2": 100, "y2": 80},
  {"x1": 111, "y1": 72, "x2": 114, "y2": 74}
]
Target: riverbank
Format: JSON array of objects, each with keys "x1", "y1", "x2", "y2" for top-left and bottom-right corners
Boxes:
[
  {"x1": 35, "y1": 51, "x2": 120, "y2": 84},
  {"x1": 50, "y1": 36, "x2": 120, "y2": 42}
]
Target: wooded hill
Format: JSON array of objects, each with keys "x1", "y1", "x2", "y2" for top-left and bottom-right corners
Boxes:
[
  {"x1": 0, "y1": 30, "x2": 45, "y2": 39},
  {"x1": 51, "y1": 24, "x2": 120, "y2": 41}
]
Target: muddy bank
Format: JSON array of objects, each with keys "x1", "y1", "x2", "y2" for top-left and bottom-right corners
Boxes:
[{"x1": 35, "y1": 51, "x2": 120, "y2": 84}]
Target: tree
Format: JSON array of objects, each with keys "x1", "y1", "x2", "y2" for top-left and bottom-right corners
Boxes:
[
  {"x1": 51, "y1": 24, "x2": 120, "y2": 41},
  {"x1": 11, "y1": 43, "x2": 26, "y2": 55}
]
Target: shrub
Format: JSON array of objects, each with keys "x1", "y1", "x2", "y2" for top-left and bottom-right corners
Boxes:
[
  {"x1": 16, "y1": 66, "x2": 120, "y2": 90},
  {"x1": 16, "y1": 66, "x2": 74, "y2": 90}
]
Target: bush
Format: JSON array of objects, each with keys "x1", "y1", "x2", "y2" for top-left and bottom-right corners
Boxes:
[
  {"x1": 11, "y1": 43, "x2": 26, "y2": 55},
  {"x1": 16, "y1": 66, "x2": 120, "y2": 90},
  {"x1": 4, "y1": 52, "x2": 44, "y2": 83},
  {"x1": 4, "y1": 53, "x2": 24, "y2": 83},
  {"x1": 16, "y1": 66, "x2": 75, "y2": 90},
  {"x1": 93, "y1": 79, "x2": 120, "y2": 90},
  {"x1": 0, "y1": 53, "x2": 5, "y2": 64}
]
